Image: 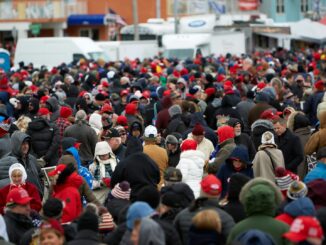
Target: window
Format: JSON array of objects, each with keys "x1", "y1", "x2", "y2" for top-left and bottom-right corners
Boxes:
[
  {"x1": 301, "y1": 0, "x2": 309, "y2": 12},
  {"x1": 276, "y1": 0, "x2": 285, "y2": 14},
  {"x1": 79, "y1": 29, "x2": 99, "y2": 41}
]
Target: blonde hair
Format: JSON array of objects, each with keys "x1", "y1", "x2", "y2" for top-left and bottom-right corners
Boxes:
[
  {"x1": 15, "y1": 116, "x2": 31, "y2": 132},
  {"x1": 192, "y1": 209, "x2": 222, "y2": 233}
]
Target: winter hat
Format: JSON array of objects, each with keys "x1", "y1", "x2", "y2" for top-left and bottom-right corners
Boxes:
[
  {"x1": 136, "y1": 185, "x2": 160, "y2": 209},
  {"x1": 6, "y1": 188, "x2": 33, "y2": 206},
  {"x1": 94, "y1": 141, "x2": 112, "y2": 157},
  {"x1": 160, "y1": 182, "x2": 195, "y2": 208},
  {"x1": 307, "y1": 179, "x2": 326, "y2": 209},
  {"x1": 168, "y1": 104, "x2": 182, "y2": 117},
  {"x1": 316, "y1": 146, "x2": 326, "y2": 160},
  {"x1": 293, "y1": 113, "x2": 310, "y2": 131},
  {"x1": 60, "y1": 106, "x2": 72, "y2": 118},
  {"x1": 99, "y1": 212, "x2": 115, "y2": 233},
  {"x1": 314, "y1": 80, "x2": 325, "y2": 91},
  {"x1": 38, "y1": 108, "x2": 51, "y2": 116},
  {"x1": 181, "y1": 139, "x2": 197, "y2": 152},
  {"x1": 125, "y1": 103, "x2": 137, "y2": 115},
  {"x1": 205, "y1": 87, "x2": 216, "y2": 98},
  {"x1": 9, "y1": 163, "x2": 27, "y2": 184},
  {"x1": 126, "y1": 202, "x2": 154, "y2": 230},
  {"x1": 111, "y1": 181, "x2": 131, "y2": 200},
  {"x1": 235, "y1": 229, "x2": 276, "y2": 245},
  {"x1": 192, "y1": 123, "x2": 204, "y2": 136},
  {"x1": 283, "y1": 216, "x2": 324, "y2": 243},
  {"x1": 42, "y1": 198, "x2": 63, "y2": 219},
  {"x1": 75, "y1": 110, "x2": 87, "y2": 121},
  {"x1": 287, "y1": 181, "x2": 308, "y2": 200},
  {"x1": 200, "y1": 174, "x2": 222, "y2": 197},
  {"x1": 100, "y1": 103, "x2": 113, "y2": 114},
  {"x1": 165, "y1": 135, "x2": 179, "y2": 145},
  {"x1": 78, "y1": 211, "x2": 99, "y2": 232},
  {"x1": 217, "y1": 125, "x2": 235, "y2": 144},
  {"x1": 261, "y1": 131, "x2": 275, "y2": 145},
  {"x1": 161, "y1": 191, "x2": 184, "y2": 208},
  {"x1": 116, "y1": 115, "x2": 128, "y2": 128},
  {"x1": 255, "y1": 92, "x2": 270, "y2": 103},
  {"x1": 228, "y1": 173, "x2": 251, "y2": 201},
  {"x1": 275, "y1": 167, "x2": 298, "y2": 194},
  {"x1": 95, "y1": 93, "x2": 106, "y2": 101}
]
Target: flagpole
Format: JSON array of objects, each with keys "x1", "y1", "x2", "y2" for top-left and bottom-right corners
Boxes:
[{"x1": 132, "y1": 0, "x2": 139, "y2": 40}]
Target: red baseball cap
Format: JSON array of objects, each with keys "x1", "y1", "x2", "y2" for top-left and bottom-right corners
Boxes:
[
  {"x1": 38, "y1": 108, "x2": 51, "y2": 116},
  {"x1": 6, "y1": 188, "x2": 33, "y2": 206},
  {"x1": 100, "y1": 103, "x2": 113, "y2": 114},
  {"x1": 116, "y1": 115, "x2": 128, "y2": 128},
  {"x1": 260, "y1": 109, "x2": 281, "y2": 120},
  {"x1": 40, "y1": 219, "x2": 64, "y2": 235},
  {"x1": 120, "y1": 89, "x2": 129, "y2": 97},
  {"x1": 40, "y1": 95, "x2": 50, "y2": 103},
  {"x1": 200, "y1": 175, "x2": 222, "y2": 196},
  {"x1": 181, "y1": 139, "x2": 197, "y2": 152},
  {"x1": 257, "y1": 82, "x2": 267, "y2": 90},
  {"x1": 283, "y1": 216, "x2": 324, "y2": 242},
  {"x1": 48, "y1": 164, "x2": 67, "y2": 177}
]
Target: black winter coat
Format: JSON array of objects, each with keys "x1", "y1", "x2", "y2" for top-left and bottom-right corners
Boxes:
[
  {"x1": 105, "y1": 197, "x2": 130, "y2": 223},
  {"x1": 4, "y1": 211, "x2": 34, "y2": 245},
  {"x1": 67, "y1": 229, "x2": 100, "y2": 245},
  {"x1": 277, "y1": 129, "x2": 304, "y2": 173},
  {"x1": 164, "y1": 115, "x2": 187, "y2": 138},
  {"x1": 110, "y1": 152, "x2": 160, "y2": 201},
  {"x1": 26, "y1": 117, "x2": 60, "y2": 166},
  {"x1": 235, "y1": 133, "x2": 256, "y2": 161},
  {"x1": 167, "y1": 147, "x2": 181, "y2": 167},
  {"x1": 152, "y1": 215, "x2": 182, "y2": 245},
  {"x1": 222, "y1": 200, "x2": 246, "y2": 223}
]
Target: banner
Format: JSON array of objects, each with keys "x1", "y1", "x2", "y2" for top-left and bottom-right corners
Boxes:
[
  {"x1": 209, "y1": 0, "x2": 226, "y2": 14},
  {"x1": 239, "y1": 0, "x2": 259, "y2": 11}
]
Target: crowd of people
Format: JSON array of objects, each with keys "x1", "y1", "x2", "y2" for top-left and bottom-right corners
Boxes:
[{"x1": 1, "y1": 49, "x2": 326, "y2": 245}]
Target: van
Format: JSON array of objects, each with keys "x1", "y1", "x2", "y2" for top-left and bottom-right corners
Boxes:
[{"x1": 14, "y1": 37, "x2": 109, "y2": 68}]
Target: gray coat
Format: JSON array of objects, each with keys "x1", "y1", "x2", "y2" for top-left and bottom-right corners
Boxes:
[
  {"x1": 0, "y1": 134, "x2": 11, "y2": 159},
  {"x1": 0, "y1": 131, "x2": 43, "y2": 195}
]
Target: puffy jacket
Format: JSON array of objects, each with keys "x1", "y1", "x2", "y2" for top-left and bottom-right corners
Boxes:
[
  {"x1": 176, "y1": 150, "x2": 205, "y2": 198},
  {"x1": 0, "y1": 131, "x2": 43, "y2": 195},
  {"x1": 26, "y1": 117, "x2": 60, "y2": 166},
  {"x1": 174, "y1": 197, "x2": 235, "y2": 245},
  {"x1": 164, "y1": 114, "x2": 187, "y2": 138}
]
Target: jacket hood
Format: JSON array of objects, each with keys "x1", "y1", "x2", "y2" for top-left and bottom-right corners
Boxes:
[
  {"x1": 235, "y1": 229, "x2": 276, "y2": 245},
  {"x1": 125, "y1": 136, "x2": 143, "y2": 156},
  {"x1": 28, "y1": 117, "x2": 49, "y2": 131},
  {"x1": 89, "y1": 113, "x2": 103, "y2": 130},
  {"x1": 55, "y1": 172, "x2": 83, "y2": 191},
  {"x1": 94, "y1": 141, "x2": 113, "y2": 158},
  {"x1": 227, "y1": 117, "x2": 244, "y2": 130},
  {"x1": 240, "y1": 177, "x2": 283, "y2": 217},
  {"x1": 28, "y1": 98, "x2": 39, "y2": 114},
  {"x1": 46, "y1": 97, "x2": 59, "y2": 112},
  {"x1": 129, "y1": 120, "x2": 144, "y2": 134},
  {"x1": 139, "y1": 217, "x2": 165, "y2": 245},
  {"x1": 284, "y1": 197, "x2": 316, "y2": 217},
  {"x1": 221, "y1": 94, "x2": 237, "y2": 107},
  {"x1": 227, "y1": 145, "x2": 251, "y2": 165},
  {"x1": 251, "y1": 119, "x2": 274, "y2": 131},
  {"x1": 287, "y1": 111, "x2": 310, "y2": 131},
  {"x1": 66, "y1": 147, "x2": 82, "y2": 169},
  {"x1": 11, "y1": 131, "x2": 31, "y2": 157},
  {"x1": 180, "y1": 150, "x2": 205, "y2": 165},
  {"x1": 161, "y1": 96, "x2": 172, "y2": 109},
  {"x1": 189, "y1": 112, "x2": 208, "y2": 127}
]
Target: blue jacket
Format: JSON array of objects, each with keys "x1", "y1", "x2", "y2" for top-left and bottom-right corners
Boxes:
[
  {"x1": 66, "y1": 147, "x2": 93, "y2": 189},
  {"x1": 284, "y1": 197, "x2": 316, "y2": 217},
  {"x1": 217, "y1": 145, "x2": 253, "y2": 197},
  {"x1": 304, "y1": 163, "x2": 326, "y2": 184}
]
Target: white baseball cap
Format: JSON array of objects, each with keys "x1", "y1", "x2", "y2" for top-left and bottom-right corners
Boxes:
[{"x1": 144, "y1": 125, "x2": 158, "y2": 139}]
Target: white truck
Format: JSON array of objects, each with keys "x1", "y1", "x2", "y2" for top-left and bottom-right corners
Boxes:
[
  {"x1": 14, "y1": 37, "x2": 109, "y2": 68},
  {"x1": 162, "y1": 32, "x2": 246, "y2": 60},
  {"x1": 97, "y1": 40, "x2": 159, "y2": 61}
]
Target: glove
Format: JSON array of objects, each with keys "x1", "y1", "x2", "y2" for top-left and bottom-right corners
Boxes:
[{"x1": 102, "y1": 177, "x2": 111, "y2": 188}]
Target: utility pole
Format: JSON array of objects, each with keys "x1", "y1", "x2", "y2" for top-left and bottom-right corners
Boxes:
[
  {"x1": 132, "y1": 0, "x2": 139, "y2": 40},
  {"x1": 156, "y1": 0, "x2": 161, "y2": 18},
  {"x1": 174, "y1": 0, "x2": 179, "y2": 33}
]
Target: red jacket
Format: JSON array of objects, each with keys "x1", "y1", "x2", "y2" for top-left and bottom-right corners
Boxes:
[
  {"x1": 0, "y1": 182, "x2": 42, "y2": 214},
  {"x1": 52, "y1": 172, "x2": 83, "y2": 223}
]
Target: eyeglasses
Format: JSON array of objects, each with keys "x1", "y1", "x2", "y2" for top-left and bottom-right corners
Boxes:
[{"x1": 119, "y1": 132, "x2": 127, "y2": 136}]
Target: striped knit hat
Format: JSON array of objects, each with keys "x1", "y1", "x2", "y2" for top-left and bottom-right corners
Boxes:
[
  {"x1": 99, "y1": 212, "x2": 115, "y2": 233},
  {"x1": 111, "y1": 181, "x2": 131, "y2": 200},
  {"x1": 275, "y1": 167, "x2": 296, "y2": 191}
]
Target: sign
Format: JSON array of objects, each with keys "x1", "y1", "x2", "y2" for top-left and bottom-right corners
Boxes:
[
  {"x1": 29, "y1": 24, "x2": 41, "y2": 35},
  {"x1": 189, "y1": 20, "x2": 206, "y2": 27},
  {"x1": 252, "y1": 26, "x2": 291, "y2": 34},
  {"x1": 239, "y1": 0, "x2": 259, "y2": 11}
]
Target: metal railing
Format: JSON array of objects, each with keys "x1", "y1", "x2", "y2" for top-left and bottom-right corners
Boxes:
[{"x1": 0, "y1": 0, "x2": 87, "y2": 20}]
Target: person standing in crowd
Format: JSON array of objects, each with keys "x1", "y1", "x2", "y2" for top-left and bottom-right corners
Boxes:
[
  {"x1": 104, "y1": 128, "x2": 126, "y2": 163},
  {"x1": 39, "y1": 219, "x2": 65, "y2": 245},
  {"x1": 64, "y1": 110, "x2": 98, "y2": 166},
  {"x1": 165, "y1": 134, "x2": 181, "y2": 167},
  {"x1": 55, "y1": 106, "x2": 73, "y2": 158},
  {"x1": 143, "y1": 125, "x2": 168, "y2": 187},
  {"x1": 273, "y1": 117, "x2": 304, "y2": 173},
  {"x1": 26, "y1": 107, "x2": 60, "y2": 166},
  {"x1": 176, "y1": 139, "x2": 205, "y2": 198},
  {"x1": 252, "y1": 131, "x2": 285, "y2": 182}
]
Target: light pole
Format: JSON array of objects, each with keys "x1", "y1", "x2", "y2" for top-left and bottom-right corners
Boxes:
[
  {"x1": 174, "y1": 0, "x2": 179, "y2": 33},
  {"x1": 156, "y1": 0, "x2": 161, "y2": 18},
  {"x1": 132, "y1": 0, "x2": 139, "y2": 40}
]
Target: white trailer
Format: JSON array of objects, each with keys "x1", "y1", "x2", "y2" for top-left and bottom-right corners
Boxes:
[{"x1": 14, "y1": 37, "x2": 108, "y2": 68}]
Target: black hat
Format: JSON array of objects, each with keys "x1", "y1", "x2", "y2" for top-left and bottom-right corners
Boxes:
[
  {"x1": 42, "y1": 198, "x2": 63, "y2": 218},
  {"x1": 317, "y1": 147, "x2": 326, "y2": 160},
  {"x1": 104, "y1": 128, "x2": 120, "y2": 139},
  {"x1": 61, "y1": 137, "x2": 78, "y2": 151},
  {"x1": 164, "y1": 167, "x2": 182, "y2": 182},
  {"x1": 161, "y1": 192, "x2": 183, "y2": 208},
  {"x1": 135, "y1": 185, "x2": 160, "y2": 209},
  {"x1": 95, "y1": 93, "x2": 106, "y2": 101},
  {"x1": 78, "y1": 211, "x2": 99, "y2": 232}
]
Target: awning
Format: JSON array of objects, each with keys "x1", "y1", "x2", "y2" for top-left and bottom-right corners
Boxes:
[{"x1": 67, "y1": 14, "x2": 106, "y2": 26}]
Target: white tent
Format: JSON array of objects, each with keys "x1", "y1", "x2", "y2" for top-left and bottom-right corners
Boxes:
[{"x1": 289, "y1": 19, "x2": 326, "y2": 43}]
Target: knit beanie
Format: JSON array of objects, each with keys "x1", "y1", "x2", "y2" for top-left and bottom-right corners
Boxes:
[
  {"x1": 261, "y1": 131, "x2": 275, "y2": 145},
  {"x1": 99, "y1": 212, "x2": 115, "y2": 233},
  {"x1": 126, "y1": 202, "x2": 154, "y2": 230},
  {"x1": 181, "y1": 139, "x2": 197, "y2": 152},
  {"x1": 60, "y1": 106, "x2": 73, "y2": 118},
  {"x1": 168, "y1": 104, "x2": 182, "y2": 117},
  {"x1": 307, "y1": 179, "x2": 326, "y2": 209},
  {"x1": 42, "y1": 198, "x2": 63, "y2": 219},
  {"x1": 111, "y1": 181, "x2": 131, "y2": 200},
  {"x1": 165, "y1": 135, "x2": 179, "y2": 145},
  {"x1": 192, "y1": 123, "x2": 204, "y2": 136},
  {"x1": 287, "y1": 181, "x2": 308, "y2": 200},
  {"x1": 125, "y1": 103, "x2": 137, "y2": 115},
  {"x1": 217, "y1": 125, "x2": 235, "y2": 144},
  {"x1": 275, "y1": 167, "x2": 298, "y2": 197},
  {"x1": 78, "y1": 211, "x2": 99, "y2": 232}
]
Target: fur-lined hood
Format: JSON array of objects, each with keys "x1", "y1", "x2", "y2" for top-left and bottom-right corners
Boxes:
[
  {"x1": 251, "y1": 119, "x2": 274, "y2": 132},
  {"x1": 287, "y1": 111, "x2": 310, "y2": 131},
  {"x1": 287, "y1": 111, "x2": 301, "y2": 131},
  {"x1": 239, "y1": 177, "x2": 283, "y2": 217}
]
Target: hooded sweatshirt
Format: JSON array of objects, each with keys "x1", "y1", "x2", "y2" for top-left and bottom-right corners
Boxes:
[
  {"x1": 46, "y1": 97, "x2": 60, "y2": 122},
  {"x1": 138, "y1": 218, "x2": 165, "y2": 245},
  {"x1": 89, "y1": 113, "x2": 103, "y2": 136}
]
